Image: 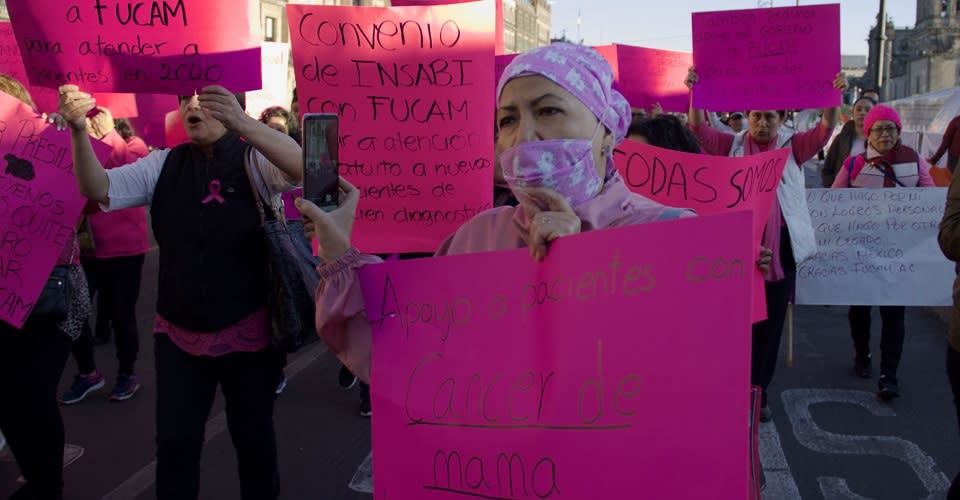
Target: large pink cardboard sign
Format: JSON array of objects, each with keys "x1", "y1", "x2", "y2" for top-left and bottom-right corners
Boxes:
[
  {"x1": 613, "y1": 44, "x2": 692, "y2": 113},
  {"x1": 6, "y1": 0, "x2": 261, "y2": 94},
  {"x1": 289, "y1": 2, "x2": 495, "y2": 253},
  {"x1": 390, "y1": 0, "x2": 504, "y2": 54},
  {"x1": 0, "y1": 94, "x2": 100, "y2": 328},
  {"x1": 359, "y1": 212, "x2": 753, "y2": 500},
  {"x1": 614, "y1": 140, "x2": 788, "y2": 322},
  {"x1": 692, "y1": 4, "x2": 840, "y2": 111}
]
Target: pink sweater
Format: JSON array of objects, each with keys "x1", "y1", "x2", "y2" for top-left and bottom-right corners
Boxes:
[
  {"x1": 315, "y1": 174, "x2": 694, "y2": 383},
  {"x1": 84, "y1": 131, "x2": 150, "y2": 258}
]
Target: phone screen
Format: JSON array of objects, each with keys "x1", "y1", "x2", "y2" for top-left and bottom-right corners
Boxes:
[{"x1": 302, "y1": 113, "x2": 339, "y2": 211}]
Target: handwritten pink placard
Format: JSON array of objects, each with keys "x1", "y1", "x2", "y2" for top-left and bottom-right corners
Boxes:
[
  {"x1": 0, "y1": 93, "x2": 106, "y2": 328},
  {"x1": 289, "y1": 2, "x2": 495, "y2": 253},
  {"x1": 6, "y1": 0, "x2": 261, "y2": 94},
  {"x1": 614, "y1": 44, "x2": 692, "y2": 113},
  {"x1": 390, "y1": 0, "x2": 504, "y2": 54},
  {"x1": 692, "y1": 4, "x2": 840, "y2": 111},
  {"x1": 0, "y1": 21, "x2": 141, "y2": 118},
  {"x1": 614, "y1": 140, "x2": 788, "y2": 322},
  {"x1": 360, "y1": 212, "x2": 753, "y2": 500}
]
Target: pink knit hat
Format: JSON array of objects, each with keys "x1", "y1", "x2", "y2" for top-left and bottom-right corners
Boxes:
[{"x1": 863, "y1": 104, "x2": 902, "y2": 137}]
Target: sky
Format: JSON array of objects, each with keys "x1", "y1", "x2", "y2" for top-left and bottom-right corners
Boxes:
[{"x1": 549, "y1": 1, "x2": 916, "y2": 57}]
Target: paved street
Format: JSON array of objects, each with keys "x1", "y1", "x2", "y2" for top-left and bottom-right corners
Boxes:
[{"x1": 1, "y1": 250, "x2": 958, "y2": 499}]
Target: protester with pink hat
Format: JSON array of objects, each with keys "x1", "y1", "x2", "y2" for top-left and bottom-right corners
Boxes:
[
  {"x1": 832, "y1": 104, "x2": 933, "y2": 400},
  {"x1": 297, "y1": 43, "x2": 767, "y2": 384}
]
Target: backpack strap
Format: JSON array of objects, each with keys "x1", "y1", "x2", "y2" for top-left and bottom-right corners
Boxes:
[{"x1": 845, "y1": 155, "x2": 859, "y2": 187}]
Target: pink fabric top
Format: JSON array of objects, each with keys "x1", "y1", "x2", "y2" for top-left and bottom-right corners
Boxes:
[
  {"x1": 154, "y1": 308, "x2": 271, "y2": 357},
  {"x1": 85, "y1": 131, "x2": 150, "y2": 258},
  {"x1": 315, "y1": 174, "x2": 694, "y2": 383},
  {"x1": 125, "y1": 135, "x2": 150, "y2": 158},
  {"x1": 831, "y1": 144, "x2": 935, "y2": 188},
  {"x1": 692, "y1": 123, "x2": 832, "y2": 281}
]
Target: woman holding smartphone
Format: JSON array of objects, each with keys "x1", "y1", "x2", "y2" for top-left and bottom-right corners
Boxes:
[{"x1": 58, "y1": 85, "x2": 302, "y2": 500}]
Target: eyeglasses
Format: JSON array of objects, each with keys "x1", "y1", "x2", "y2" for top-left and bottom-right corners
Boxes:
[{"x1": 869, "y1": 125, "x2": 897, "y2": 136}]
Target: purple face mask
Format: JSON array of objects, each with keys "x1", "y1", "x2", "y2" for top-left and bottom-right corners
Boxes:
[{"x1": 500, "y1": 126, "x2": 604, "y2": 207}]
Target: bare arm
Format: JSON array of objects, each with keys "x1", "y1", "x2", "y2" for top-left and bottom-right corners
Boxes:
[
  {"x1": 198, "y1": 86, "x2": 303, "y2": 184},
  {"x1": 58, "y1": 85, "x2": 109, "y2": 203},
  {"x1": 684, "y1": 67, "x2": 706, "y2": 128}
]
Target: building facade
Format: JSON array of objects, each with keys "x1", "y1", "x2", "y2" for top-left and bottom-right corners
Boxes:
[
  {"x1": 502, "y1": 0, "x2": 552, "y2": 53},
  {"x1": 866, "y1": 0, "x2": 960, "y2": 99}
]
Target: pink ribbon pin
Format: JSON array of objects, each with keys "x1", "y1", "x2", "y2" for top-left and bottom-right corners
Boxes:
[{"x1": 201, "y1": 179, "x2": 225, "y2": 204}]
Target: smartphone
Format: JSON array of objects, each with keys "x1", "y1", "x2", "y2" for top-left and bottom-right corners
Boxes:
[{"x1": 301, "y1": 113, "x2": 339, "y2": 212}]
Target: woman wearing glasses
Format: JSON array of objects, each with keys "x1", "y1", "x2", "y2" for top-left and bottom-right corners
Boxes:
[{"x1": 832, "y1": 104, "x2": 934, "y2": 400}]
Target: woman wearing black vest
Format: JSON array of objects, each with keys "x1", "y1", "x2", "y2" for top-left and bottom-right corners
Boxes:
[{"x1": 58, "y1": 84, "x2": 303, "y2": 500}]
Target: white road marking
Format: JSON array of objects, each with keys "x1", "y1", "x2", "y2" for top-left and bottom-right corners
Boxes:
[
  {"x1": 782, "y1": 388, "x2": 951, "y2": 500},
  {"x1": 759, "y1": 420, "x2": 803, "y2": 499},
  {"x1": 16, "y1": 444, "x2": 84, "y2": 483},
  {"x1": 98, "y1": 341, "x2": 327, "y2": 500},
  {"x1": 349, "y1": 451, "x2": 373, "y2": 493}
]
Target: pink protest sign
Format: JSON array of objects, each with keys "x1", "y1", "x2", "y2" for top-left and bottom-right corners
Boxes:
[
  {"x1": 289, "y1": 2, "x2": 495, "y2": 253},
  {"x1": 614, "y1": 140, "x2": 788, "y2": 322},
  {"x1": 359, "y1": 211, "x2": 753, "y2": 500},
  {"x1": 391, "y1": 0, "x2": 504, "y2": 54},
  {"x1": 6, "y1": 0, "x2": 261, "y2": 94},
  {"x1": 692, "y1": 4, "x2": 840, "y2": 112},
  {"x1": 614, "y1": 44, "x2": 692, "y2": 113},
  {"x1": 494, "y1": 54, "x2": 517, "y2": 87},
  {"x1": 129, "y1": 94, "x2": 179, "y2": 148},
  {"x1": 0, "y1": 21, "x2": 140, "y2": 117},
  {"x1": 0, "y1": 94, "x2": 94, "y2": 328}
]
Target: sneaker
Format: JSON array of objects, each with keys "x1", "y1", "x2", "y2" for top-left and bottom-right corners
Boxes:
[
  {"x1": 338, "y1": 365, "x2": 358, "y2": 390},
  {"x1": 878, "y1": 375, "x2": 900, "y2": 400},
  {"x1": 359, "y1": 383, "x2": 371, "y2": 417},
  {"x1": 109, "y1": 373, "x2": 140, "y2": 401},
  {"x1": 854, "y1": 355, "x2": 873, "y2": 379},
  {"x1": 61, "y1": 371, "x2": 105, "y2": 405},
  {"x1": 275, "y1": 374, "x2": 288, "y2": 396}
]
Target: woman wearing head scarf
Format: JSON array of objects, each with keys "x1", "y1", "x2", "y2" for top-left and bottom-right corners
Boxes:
[
  {"x1": 299, "y1": 43, "x2": 704, "y2": 383},
  {"x1": 832, "y1": 105, "x2": 934, "y2": 400},
  {"x1": 684, "y1": 67, "x2": 849, "y2": 422},
  {"x1": 821, "y1": 94, "x2": 877, "y2": 187}
]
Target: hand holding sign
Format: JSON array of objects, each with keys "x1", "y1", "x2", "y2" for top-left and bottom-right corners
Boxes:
[
  {"x1": 296, "y1": 177, "x2": 360, "y2": 263},
  {"x1": 86, "y1": 107, "x2": 114, "y2": 140},
  {"x1": 684, "y1": 66, "x2": 698, "y2": 90},
  {"x1": 516, "y1": 187, "x2": 581, "y2": 262},
  {"x1": 832, "y1": 72, "x2": 849, "y2": 93},
  {"x1": 57, "y1": 85, "x2": 95, "y2": 132}
]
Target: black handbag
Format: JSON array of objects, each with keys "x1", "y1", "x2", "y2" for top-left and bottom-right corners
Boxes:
[
  {"x1": 31, "y1": 264, "x2": 72, "y2": 322},
  {"x1": 244, "y1": 149, "x2": 320, "y2": 353}
]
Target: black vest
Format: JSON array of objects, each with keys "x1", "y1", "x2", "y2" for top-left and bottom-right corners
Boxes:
[{"x1": 151, "y1": 133, "x2": 268, "y2": 331}]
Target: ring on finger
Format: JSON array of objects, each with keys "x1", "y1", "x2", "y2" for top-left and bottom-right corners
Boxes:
[{"x1": 541, "y1": 215, "x2": 552, "y2": 224}]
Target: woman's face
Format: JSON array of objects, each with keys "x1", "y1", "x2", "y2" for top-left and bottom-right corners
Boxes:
[
  {"x1": 747, "y1": 110, "x2": 781, "y2": 145},
  {"x1": 867, "y1": 119, "x2": 899, "y2": 154},
  {"x1": 853, "y1": 99, "x2": 874, "y2": 129},
  {"x1": 496, "y1": 75, "x2": 612, "y2": 179},
  {"x1": 179, "y1": 95, "x2": 227, "y2": 146}
]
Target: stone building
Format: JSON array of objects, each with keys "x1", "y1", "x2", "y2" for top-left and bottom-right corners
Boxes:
[{"x1": 865, "y1": 0, "x2": 960, "y2": 99}]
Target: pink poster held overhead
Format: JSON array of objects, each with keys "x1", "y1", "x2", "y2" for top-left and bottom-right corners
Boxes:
[
  {"x1": 692, "y1": 4, "x2": 840, "y2": 112},
  {"x1": 614, "y1": 140, "x2": 788, "y2": 322},
  {"x1": 0, "y1": 94, "x2": 94, "y2": 328},
  {"x1": 6, "y1": 0, "x2": 261, "y2": 94},
  {"x1": 288, "y1": 2, "x2": 495, "y2": 253},
  {"x1": 359, "y1": 212, "x2": 754, "y2": 500},
  {"x1": 614, "y1": 44, "x2": 692, "y2": 113},
  {"x1": 390, "y1": 0, "x2": 504, "y2": 54}
]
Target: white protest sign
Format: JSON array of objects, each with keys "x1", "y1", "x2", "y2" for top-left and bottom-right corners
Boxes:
[
  {"x1": 796, "y1": 188, "x2": 952, "y2": 306},
  {"x1": 245, "y1": 42, "x2": 291, "y2": 120}
]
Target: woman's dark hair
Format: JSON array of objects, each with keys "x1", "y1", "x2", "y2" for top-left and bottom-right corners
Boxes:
[
  {"x1": 114, "y1": 118, "x2": 136, "y2": 140},
  {"x1": 259, "y1": 106, "x2": 291, "y2": 126},
  {"x1": 628, "y1": 115, "x2": 701, "y2": 154}
]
